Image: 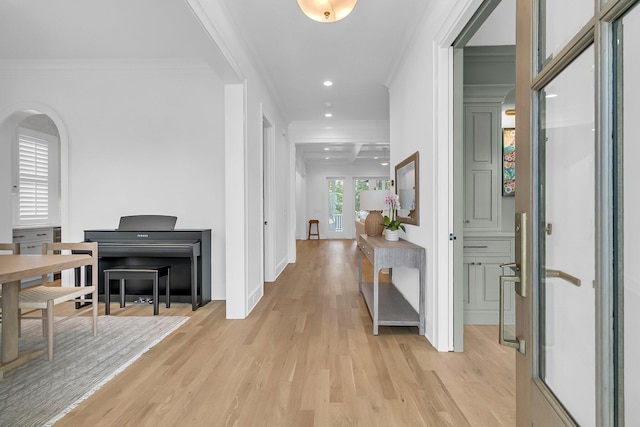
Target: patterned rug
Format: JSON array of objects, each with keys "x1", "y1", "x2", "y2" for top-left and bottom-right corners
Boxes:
[{"x1": 0, "y1": 315, "x2": 189, "y2": 426}]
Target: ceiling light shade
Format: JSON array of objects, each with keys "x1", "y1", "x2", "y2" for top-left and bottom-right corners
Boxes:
[{"x1": 297, "y1": 0, "x2": 358, "y2": 23}]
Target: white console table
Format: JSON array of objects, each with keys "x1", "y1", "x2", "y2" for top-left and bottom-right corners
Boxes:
[{"x1": 357, "y1": 234, "x2": 425, "y2": 335}]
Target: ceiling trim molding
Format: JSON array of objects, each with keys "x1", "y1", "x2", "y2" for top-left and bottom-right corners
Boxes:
[
  {"x1": 187, "y1": 0, "x2": 289, "y2": 122},
  {"x1": 0, "y1": 58, "x2": 214, "y2": 72},
  {"x1": 288, "y1": 120, "x2": 390, "y2": 144},
  {"x1": 463, "y1": 83, "x2": 513, "y2": 102}
]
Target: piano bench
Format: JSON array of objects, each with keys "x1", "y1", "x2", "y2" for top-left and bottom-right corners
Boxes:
[{"x1": 104, "y1": 266, "x2": 170, "y2": 315}]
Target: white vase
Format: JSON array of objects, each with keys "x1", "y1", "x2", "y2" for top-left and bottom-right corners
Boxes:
[{"x1": 385, "y1": 229, "x2": 399, "y2": 241}]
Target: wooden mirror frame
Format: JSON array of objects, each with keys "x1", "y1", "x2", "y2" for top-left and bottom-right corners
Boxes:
[{"x1": 395, "y1": 151, "x2": 419, "y2": 226}]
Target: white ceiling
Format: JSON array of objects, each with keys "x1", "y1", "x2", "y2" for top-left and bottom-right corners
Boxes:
[
  {"x1": 221, "y1": 0, "x2": 430, "y2": 123},
  {"x1": 0, "y1": 0, "x2": 514, "y2": 165},
  {"x1": 0, "y1": 1, "x2": 213, "y2": 61}
]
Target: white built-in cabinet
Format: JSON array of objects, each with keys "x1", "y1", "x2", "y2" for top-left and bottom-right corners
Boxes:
[{"x1": 463, "y1": 103, "x2": 515, "y2": 324}]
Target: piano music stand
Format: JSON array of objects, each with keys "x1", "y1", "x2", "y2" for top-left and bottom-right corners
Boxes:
[{"x1": 117, "y1": 215, "x2": 177, "y2": 231}]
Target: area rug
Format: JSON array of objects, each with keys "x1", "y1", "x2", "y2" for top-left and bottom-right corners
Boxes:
[{"x1": 0, "y1": 315, "x2": 189, "y2": 426}]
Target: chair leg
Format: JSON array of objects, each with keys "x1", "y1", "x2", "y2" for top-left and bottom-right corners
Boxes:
[
  {"x1": 120, "y1": 279, "x2": 126, "y2": 308},
  {"x1": 92, "y1": 287, "x2": 98, "y2": 337},
  {"x1": 41, "y1": 309, "x2": 47, "y2": 337},
  {"x1": 46, "y1": 300, "x2": 54, "y2": 361}
]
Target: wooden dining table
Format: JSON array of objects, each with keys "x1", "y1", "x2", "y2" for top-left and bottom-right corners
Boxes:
[{"x1": 0, "y1": 254, "x2": 95, "y2": 375}]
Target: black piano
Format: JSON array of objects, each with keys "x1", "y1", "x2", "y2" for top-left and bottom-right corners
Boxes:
[{"x1": 85, "y1": 215, "x2": 211, "y2": 310}]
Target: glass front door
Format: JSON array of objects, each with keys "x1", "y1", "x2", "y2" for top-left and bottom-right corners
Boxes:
[
  {"x1": 536, "y1": 46, "x2": 596, "y2": 426},
  {"x1": 513, "y1": 0, "x2": 640, "y2": 425},
  {"x1": 619, "y1": 4, "x2": 640, "y2": 424}
]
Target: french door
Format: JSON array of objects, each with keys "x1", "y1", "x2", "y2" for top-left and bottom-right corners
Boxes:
[{"x1": 510, "y1": 0, "x2": 639, "y2": 425}]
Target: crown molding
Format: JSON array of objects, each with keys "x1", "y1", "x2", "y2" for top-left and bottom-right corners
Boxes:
[
  {"x1": 288, "y1": 120, "x2": 390, "y2": 144},
  {"x1": 0, "y1": 58, "x2": 213, "y2": 72}
]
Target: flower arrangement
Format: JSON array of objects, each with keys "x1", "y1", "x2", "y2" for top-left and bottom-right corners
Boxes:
[{"x1": 383, "y1": 193, "x2": 406, "y2": 232}]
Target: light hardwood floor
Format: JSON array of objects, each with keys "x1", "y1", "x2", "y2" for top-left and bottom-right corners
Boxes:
[{"x1": 56, "y1": 239, "x2": 515, "y2": 426}]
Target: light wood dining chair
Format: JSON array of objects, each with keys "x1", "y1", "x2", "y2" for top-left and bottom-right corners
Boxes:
[
  {"x1": 0, "y1": 243, "x2": 20, "y2": 323},
  {"x1": 19, "y1": 242, "x2": 98, "y2": 361}
]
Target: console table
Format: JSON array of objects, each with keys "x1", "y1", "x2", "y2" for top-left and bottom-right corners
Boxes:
[{"x1": 357, "y1": 234, "x2": 425, "y2": 335}]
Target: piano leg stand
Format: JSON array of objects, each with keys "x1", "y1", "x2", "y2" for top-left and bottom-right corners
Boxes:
[{"x1": 191, "y1": 253, "x2": 198, "y2": 311}]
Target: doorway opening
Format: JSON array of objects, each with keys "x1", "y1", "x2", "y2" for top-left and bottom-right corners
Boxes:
[
  {"x1": 0, "y1": 109, "x2": 64, "y2": 286},
  {"x1": 262, "y1": 113, "x2": 276, "y2": 284},
  {"x1": 451, "y1": 0, "x2": 516, "y2": 351}
]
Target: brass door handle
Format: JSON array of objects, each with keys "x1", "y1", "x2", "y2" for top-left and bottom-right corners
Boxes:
[
  {"x1": 546, "y1": 269, "x2": 581, "y2": 287},
  {"x1": 499, "y1": 276, "x2": 525, "y2": 354}
]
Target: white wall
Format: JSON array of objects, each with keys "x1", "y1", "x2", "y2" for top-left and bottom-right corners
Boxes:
[
  {"x1": 388, "y1": 0, "x2": 484, "y2": 350},
  {"x1": 304, "y1": 162, "x2": 389, "y2": 239},
  {"x1": 191, "y1": 0, "x2": 293, "y2": 316},
  {"x1": 0, "y1": 63, "x2": 227, "y2": 299}
]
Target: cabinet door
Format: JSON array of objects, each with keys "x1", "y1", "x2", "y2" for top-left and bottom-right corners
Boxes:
[
  {"x1": 463, "y1": 255, "x2": 475, "y2": 305},
  {"x1": 464, "y1": 105, "x2": 500, "y2": 230},
  {"x1": 464, "y1": 255, "x2": 512, "y2": 324}
]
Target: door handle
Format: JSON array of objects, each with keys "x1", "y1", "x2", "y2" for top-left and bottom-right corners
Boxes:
[
  {"x1": 545, "y1": 269, "x2": 581, "y2": 287},
  {"x1": 499, "y1": 275, "x2": 525, "y2": 354},
  {"x1": 499, "y1": 262, "x2": 520, "y2": 273}
]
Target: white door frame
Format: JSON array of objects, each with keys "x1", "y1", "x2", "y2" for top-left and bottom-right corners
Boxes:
[{"x1": 262, "y1": 107, "x2": 276, "y2": 283}]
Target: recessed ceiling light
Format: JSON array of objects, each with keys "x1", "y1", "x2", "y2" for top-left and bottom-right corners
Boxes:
[
  {"x1": 545, "y1": 93, "x2": 558, "y2": 98},
  {"x1": 325, "y1": 113, "x2": 333, "y2": 118},
  {"x1": 374, "y1": 157, "x2": 379, "y2": 160},
  {"x1": 325, "y1": 157, "x2": 330, "y2": 160},
  {"x1": 323, "y1": 81, "x2": 333, "y2": 87},
  {"x1": 380, "y1": 162, "x2": 389, "y2": 166},
  {"x1": 324, "y1": 147, "x2": 330, "y2": 151}
]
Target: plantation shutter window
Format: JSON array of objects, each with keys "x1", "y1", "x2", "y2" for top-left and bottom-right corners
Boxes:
[
  {"x1": 18, "y1": 133, "x2": 50, "y2": 221},
  {"x1": 13, "y1": 127, "x2": 60, "y2": 226}
]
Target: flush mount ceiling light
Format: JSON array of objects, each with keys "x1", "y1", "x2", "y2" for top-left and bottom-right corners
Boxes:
[{"x1": 297, "y1": 0, "x2": 358, "y2": 23}]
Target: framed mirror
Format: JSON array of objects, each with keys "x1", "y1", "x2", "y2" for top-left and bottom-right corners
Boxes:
[{"x1": 395, "y1": 151, "x2": 419, "y2": 225}]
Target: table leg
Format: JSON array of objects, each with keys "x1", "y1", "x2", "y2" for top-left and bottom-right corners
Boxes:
[
  {"x1": 1, "y1": 281, "x2": 20, "y2": 364},
  {"x1": 373, "y1": 263, "x2": 379, "y2": 336}
]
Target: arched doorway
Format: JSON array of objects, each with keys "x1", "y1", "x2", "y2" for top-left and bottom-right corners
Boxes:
[{"x1": 0, "y1": 107, "x2": 67, "y2": 245}]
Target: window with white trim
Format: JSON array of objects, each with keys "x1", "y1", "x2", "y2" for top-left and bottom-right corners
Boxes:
[{"x1": 13, "y1": 127, "x2": 60, "y2": 226}]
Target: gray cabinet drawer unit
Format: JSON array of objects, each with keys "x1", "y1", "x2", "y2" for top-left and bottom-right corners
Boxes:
[
  {"x1": 357, "y1": 234, "x2": 426, "y2": 335},
  {"x1": 463, "y1": 237, "x2": 515, "y2": 324},
  {"x1": 462, "y1": 238, "x2": 512, "y2": 254},
  {"x1": 13, "y1": 227, "x2": 58, "y2": 287}
]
